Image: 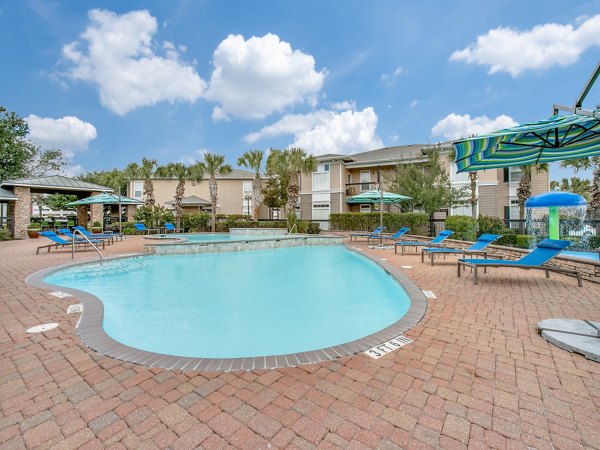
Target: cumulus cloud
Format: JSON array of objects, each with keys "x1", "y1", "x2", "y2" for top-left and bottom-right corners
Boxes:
[
  {"x1": 431, "y1": 113, "x2": 518, "y2": 140},
  {"x1": 245, "y1": 107, "x2": 383, "y2": 155},
  {"x1": 26, "y1": 115, "x2": 97, "y2": 156},
  {"x1": 450, "y1": 15, "x2": 600, "y2": 76},
  {"x1": 204, "y1": 33, "x2": 326, "y2": 120},
  {"x1": 62, "y1": 9, "x2": 206, "y2": 115}
]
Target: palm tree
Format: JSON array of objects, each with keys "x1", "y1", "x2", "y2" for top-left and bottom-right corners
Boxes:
[
  {"x1": 551, "y1": 177, "x2": 591, "y2": 201},
  {"x1": 266, "y1": 148, "x2": 316, "y2": 216},
  {"x1": 237, "y1": 150, "x2": 264, "y2": 221},
  {"x1": 561, "y1": 156, "x2": 600, "y2": 218},
  {"x1": 156, "y1": 163, "x2": 204, "y2": 231},
  {"x1": 517, "y1": 163, "x2": 549, "y2": 222},
  {"x1": 197, "y1": 153, "x2": 232, "y2": 232},
  {"x1": 125, "y1": 157, "x2": 158, "y2": 207}
]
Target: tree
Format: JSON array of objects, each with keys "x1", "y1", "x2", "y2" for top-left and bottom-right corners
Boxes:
[
  {"x1": 125, "y1": 158, "x2": 158, "y2": 207},
  {"x1": 550, "y1": 177, "x2": 591, "y2": 201},
  {"x1": 155, "y1": 163, "x2": 204, "y2": 232},
  {"x1": 516, "y1": 163, "x2": 549, "y2": 221},
  {"x1": 561, "y1": 157, "x2": 600, "y2": 218},
  {"x1": 266, "y1": 148, "x2": 316, "y2": 216},
  {"x1": 0, "y1": 106, "x2": 67, "y2": 180},
  {"x1": 79, "y1": 169, "x2": 128, "y2": 195},
  {"x1": 386, "y1": 145, "x2": 467, "y2": 218},
  {"x1": 197, "y1": 153, "x2": 232, "y2": 232},
  {"x1": 237, "y1": 150, "x2": 264, "y2": 220},
  {"x1": 45, "y1": 193, "x2": 77, "y2": 212}
]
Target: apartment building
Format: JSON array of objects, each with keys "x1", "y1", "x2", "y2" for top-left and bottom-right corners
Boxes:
[
  {"x1": 127, "y1": 169, "x2": 273, "y2": 218},
  {"x1": 300, "y1": 144, "x2": 550, "y2": 229}
]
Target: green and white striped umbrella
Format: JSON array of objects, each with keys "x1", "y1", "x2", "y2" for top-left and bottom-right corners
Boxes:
[{"x1": 454, "y1": 113, "x2": 600, "y2": 173}]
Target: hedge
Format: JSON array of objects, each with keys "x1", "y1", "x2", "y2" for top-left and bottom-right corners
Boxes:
[
  {"x1": 329, "y1": 212, "x2": 429, "y2": 234},
  {"x1": 445, "y1": 215, "x2": 477, "y2": 241}
]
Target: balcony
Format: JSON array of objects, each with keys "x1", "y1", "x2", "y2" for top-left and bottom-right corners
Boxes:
[{"x1": 345, "y1": 182, "x2": 376, "y2": 196}]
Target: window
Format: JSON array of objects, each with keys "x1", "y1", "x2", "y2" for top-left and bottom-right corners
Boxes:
[
  {"x1": 450, "y1": 162, "x2": 469, "y2": 183},
  {"x1": 360, "y1": 204, "x2": 371, "y2": 213},
  {"x1": 312, "y1": 164, "x2": 330, "y2": 191},
  {"x1": 508, "y1": 167, "x2": 522, "y2": 183},
  {"x1": 133, "y1": 181, "x2": 143, "y2": 199},
  {"x1": 360, "y1": 171, "x2": 371, "y2": 192},
  {"x1": 242, "y1": 181, "x2": 252, "y2": 215}
]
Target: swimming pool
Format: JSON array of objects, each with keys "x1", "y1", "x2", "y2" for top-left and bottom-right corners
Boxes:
[
  {"x1": 40, "y1": 245, "x2": 425, "y2": 369},
  {"x1": 561, "y1": 250, "x2": 600, "y2": 261}
]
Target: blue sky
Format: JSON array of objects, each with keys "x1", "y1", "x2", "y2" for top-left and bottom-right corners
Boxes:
[{"x1": 2, "y1": 0, "x2": 600, "y2": 181}]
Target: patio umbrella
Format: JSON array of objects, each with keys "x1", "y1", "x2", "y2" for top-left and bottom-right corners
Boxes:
[
  {"x1": 347, "y1": 189, "x2": 411, "y2": 248},
  {"x1": 454, "y1": 113, "x2": 600, "y2": 173},
  {"x1": 66, "y1": 193, "x2": 143, "y2": 234}
]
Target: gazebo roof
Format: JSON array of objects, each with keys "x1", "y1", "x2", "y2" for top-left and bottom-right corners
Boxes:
[
  {"x1": 1, "y1": 175, "x2": 111, "y2": 192},
  {"x1": 0, "y1": 186, "x2": 17, "y2": 201},
  {"x1": 164, "y1": 195, "x2": 211, "y2": 206}
]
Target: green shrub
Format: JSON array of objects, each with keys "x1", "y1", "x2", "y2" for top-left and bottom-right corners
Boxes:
[
  {"x1": 181, "y1": 212, "x2": 211, "y2": 232},
  {"x1": 329, "y1": 212, "x2": 428, "y2": 235},
  {"x1": 106, "y1": 222, "x2": 134, "y2": 232},
  {"x1": 306, "y1": 221, "x2": 321, "y2": 234},
  {"x1": 445, "y1": 215, "x2": 477, "y2": 241},
  {"x1": 122, "y1": 227, "x2": 136, "y2": 235},
  {"x1": 215, "y1": 219, "x2": 287, "y2": 232},
  {"x1": 0, "y1": 226, "x2": 11, "y2": 241},
  {"x1": 477, "y1": 215, "x2": 505, "y2": 235},
  {"x1": 515, "y1": 235, "x2": 537, "y2": 248},
  {"x1": 134, "y1": 206, "x2": 174, "y2": 229},
  {"x1": 587, "y1": 236, "x2": 600, "y2": 250},
  {"x1": 496, "y1": 229, "x2": 517, "y2": 247}
]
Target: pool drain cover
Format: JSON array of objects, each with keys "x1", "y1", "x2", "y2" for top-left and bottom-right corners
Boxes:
[{"x1": 27, "y1": 323, "x2": 59, "y2": 333}]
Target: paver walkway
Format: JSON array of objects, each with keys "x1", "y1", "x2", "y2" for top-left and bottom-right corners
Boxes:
[{"x1": 1, "y1": 236, "x2": 599, "y2": 449}]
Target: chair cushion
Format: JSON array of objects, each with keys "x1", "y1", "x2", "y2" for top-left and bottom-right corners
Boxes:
[{"x1": 536, "y1": 239, "x2": 571, "y2": 250}]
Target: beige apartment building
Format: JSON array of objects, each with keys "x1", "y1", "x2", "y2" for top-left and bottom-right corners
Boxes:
[
  {"x1": 127, "y1": 169, "x2": 274, "y2": 219},
  {"x1": 300, "y1": 144, "x2": 549, "y2": 230}
]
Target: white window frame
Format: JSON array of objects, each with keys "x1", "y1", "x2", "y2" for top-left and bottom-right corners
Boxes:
[
  {"x1": 360, "y1": 204, "x2": 371, "y2": 213},
  {"x1": 133, "y1": 181, "x2": 143, "y2": 199},
  {"x1": 312, "y1": 164, "x2": 330, "y2": 192},
  {"x1": 360, "y1": 170, "x2": 371, "y2": 192}
]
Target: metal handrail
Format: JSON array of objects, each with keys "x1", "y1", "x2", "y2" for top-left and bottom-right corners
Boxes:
[
  {"x1": 288, "y1": 223, "x2": 297, "y2": 235},
  {"x1": 71, "y1": 228, "x2": 103, "y2": 263}
]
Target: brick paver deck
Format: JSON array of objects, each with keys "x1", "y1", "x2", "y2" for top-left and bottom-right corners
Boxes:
[{"x1": 1, "y1": 236, "x2": 599, "y2": 449}]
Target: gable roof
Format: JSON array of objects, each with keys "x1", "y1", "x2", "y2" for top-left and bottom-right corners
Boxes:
[
  {"x1": 164, "y1": 195, "x2": 211, "y2": 206},
  {"x1": 0, "y1": 186, "x2": 17, "y2": 201},
  {"x1": 1, "y1": 175, "x2": 112, "y2": 192}
]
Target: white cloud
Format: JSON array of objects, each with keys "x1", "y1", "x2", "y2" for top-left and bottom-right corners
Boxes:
[
  {"x1": 26, "y1": 115, "x2": 97, "y2": 156},
  {"x1": 431, "y1": 113, "x2": 518, "y2": 140},
  {"x1": 381, "y1": 66, "x2": 405, "y2": 83},
  {"x1": 245, "y1": 107, "x2": 383, "y2": 155},
  {"x1": 331, "y1": 100, "x2": 356, "y2": 111},
  {"x1": 409, "y1": 99, "x2": 419, "y2": 108},
  {"x1": 62, "y1": 9, "x2": 206, "y2": 115},
  {"x1": 61, "y1": 164, "x2": 86, "y2": 178},
  {"x1": 450, "y1": 15, "x2": 600, "y2": 77},
  {"x1": 204, "y1": 33, "x2": 326, "y2": 120}
]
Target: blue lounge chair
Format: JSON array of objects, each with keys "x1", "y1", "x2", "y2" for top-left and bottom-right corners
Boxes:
[
  {"x1": 71, "y1": 226, "x2": 118, "y2": 244},
  {"x1": 457, "y1": 239, "x2": 582, "y2": 286},
  {"x1": 350, "y1": 226, "x2": 386, "y2": 242},
  {"x1": 375, "y1": 227, "x2": 410, "y2": 243},
  {"x1": 36, "y1": 231, "x2": 105, "y2": 254},
  {"x1": 164, "y1": 222, "x2": 178, "y2": 233},
  {"x1": 395, "y1": 230, "x2": 454, "y2": 255},
  {"x1": 134, "y1": 223, "x2": 158, "y2": 234},
  {"x1": 421, "y1": 233, "x2": 501, "y2": 266}
]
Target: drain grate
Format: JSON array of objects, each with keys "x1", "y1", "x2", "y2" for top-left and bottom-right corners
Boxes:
[
  {"x1": 49, "y1": 291, "x2": 73, "y2": 299},
  {"x1": 27, "y1": 323, "x2": 59, "y2": 333},
  {"x1": 67, "y1": 304, "x2": 83, "y2": 314}
]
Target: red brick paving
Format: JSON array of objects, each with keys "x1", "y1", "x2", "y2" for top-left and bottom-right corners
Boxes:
[{"x1": 1, "y1": 235, "x2": 599, "y2": 449}]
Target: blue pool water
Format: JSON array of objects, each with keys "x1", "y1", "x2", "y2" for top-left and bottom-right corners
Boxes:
[
  {"x1": 44, "y1": 246, "x2": 410, "y2": 358},
  {"x1": 177, "y1": 233, "x2": 289, "y2": 242},
  {"x1": 561, "y1": 250, "x2": 599, "y2": 261}
]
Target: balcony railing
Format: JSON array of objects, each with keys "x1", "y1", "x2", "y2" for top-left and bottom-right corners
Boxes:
[{"x1": 345, "y1": 182, "x2": 376, "y2": 196}]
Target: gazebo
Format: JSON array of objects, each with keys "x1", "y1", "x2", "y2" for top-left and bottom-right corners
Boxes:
[{"x1": 0, "y1": 175, "x2": 113, "y2": 239}]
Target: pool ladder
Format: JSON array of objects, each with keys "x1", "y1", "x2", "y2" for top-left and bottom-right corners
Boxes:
[{"x1": 72, "y1": 229, "x2": 103, "y2": 263}]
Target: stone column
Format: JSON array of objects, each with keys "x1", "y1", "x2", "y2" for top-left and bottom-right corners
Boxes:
[
  {"x1": 77, "y1": 206, "x2": 89, "y2": 228},
  {"x1": 7, "y1": 201, "x2": 16, "y2": 237},
  {"x1": 13, "y1": 186, "x2": 31, "y2": 239},
  {"x1": 89, "y1": 191, "x2": 103, "y2": 228}
]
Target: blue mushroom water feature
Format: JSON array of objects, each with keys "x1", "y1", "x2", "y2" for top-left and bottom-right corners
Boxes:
[{"x1": 525, "y1": 192, "x2": 587, "y2": 240}]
